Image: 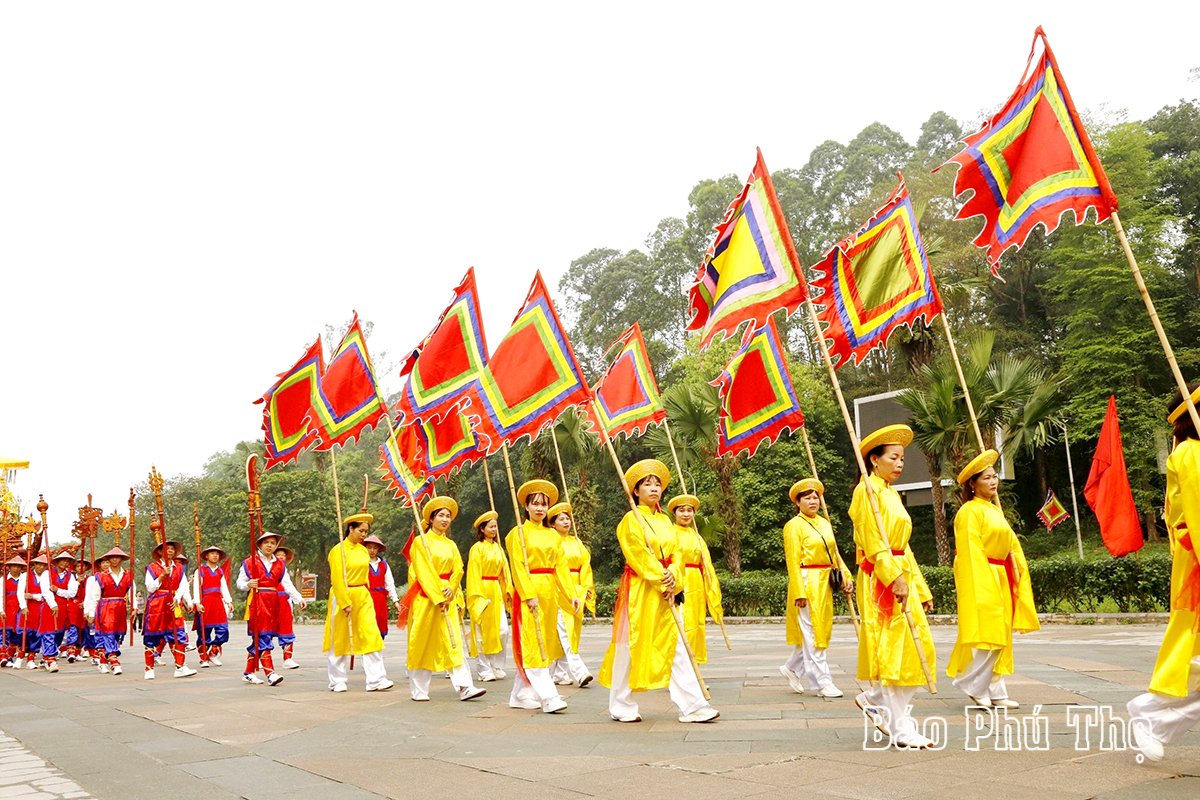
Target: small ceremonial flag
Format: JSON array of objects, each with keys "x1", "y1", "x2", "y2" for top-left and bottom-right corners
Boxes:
[
  {"x1": 947, "y1": 27, "x2": 1118, "y2": 269},
  {"x1": 686, "y1": 149, "x2": 807, "y2": 348},
  {"x1": 312, "y1": 313, "x2": 386, "y2": 450},
  {"x1": 1037, "y1": 490, "x2": 1070, "y2": 531},
  {"x1": 397, "y1": 268, "x2": 490, "y2": 425},
  {"x1": 1083, "y1": 395, "x2": 1143, "y2": 557},
  {"x1": 591, "y1": 323, "x2": 666, "y2": 440},
  {"x1": 256, "y1": 338, "x2": 324, "y2": 470},
  {"x1": 809, "y1": 174, "x2": 942, "y2": 368},
  {"x1": 712, "y1": 317, "x2": 806, "y2": 458},
  {"x1": 464, "y1": 272, "x2": 593, "y2": 453},
  {"x1": 378, "y1": 423, "x2": 434, "y2": 508}
]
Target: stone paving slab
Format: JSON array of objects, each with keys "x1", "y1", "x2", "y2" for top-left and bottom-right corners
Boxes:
[{"x1": 1, "y1": 622, "x2": 1199, "y2": 799}]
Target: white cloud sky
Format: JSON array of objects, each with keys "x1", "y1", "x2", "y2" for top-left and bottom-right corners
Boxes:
[{"x1": 2, "y1": 1, "x2": 1196, "y2": 543}]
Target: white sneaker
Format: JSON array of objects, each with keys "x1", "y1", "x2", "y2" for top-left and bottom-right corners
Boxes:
[
  {"x1": 266, "y1": 672, "x2": 283, "y2": 686},
  {"x1": 91, "y1": 657, "x2": 100, "y2": 666},
  {"x1": 579, "y1": 674, "x2": 594, "y2": 688},
  {"x1": 199, "y1": 661, "x2": 211, "y2": 669},
  {"x1": 679, "y1": 707, "x2": 720, "y2": 723},
  {"x1": 209, "y1": 654, "x2": 222, "y2": 667},
  {"x1": 478, "y1": 671, "x2": 497, "y2": 682},
  {"x1": 509, "y1": 698, "x2": 540, "y2": 709},
  {"x1": 366, "y1": 679, "x2": 395, "y2": 692},
  {"x1": 27, "y1": 660, "x2": 38, "y2": 670},
  {"x1": 112, "y1": 665, "x2": 123, "y2": 675},
  {"x1": 610, "y1": 713, "x2": 642, "y2": 723},
  {"x1": 330, "y1": 683, "x2": 348, "y2": 693},
  {"x1": 174, "y1": 666, "x2": 197, "y2": 678},
  {"x1": 1130, "y1": 718, "x2": 1164, "y2": 763},
  {"x1": 459, "y1": 686, "x2": 487, "y2": 701},
  {"x1": 98, "y1": 663, "x2": 110, "y2": 674},
  {"x1": 12, "y1": 658, "x2": 24, "y2": 670},
  {"x1": 282, "y1": 658, "x2": 300, "y2": 670},
  {"x1": 553, "y1": 677, "x2": 573, "y2": 686},
  {"x1": 47, "y1": 662, "x2": 59, "y2": 673},
  {"x1": 243, "y1": 673, "x2": 265, "y2": 685},
  {"x1": 967, "y1": 694, "x2": 992, "y2": 708},
  {"x1": 542, "y1": 696, "x2": 568, "y2": 713},
  {"x1": 67, "y1": 654, "x2": 76, "y2": 663},
  {"x1": 855, "y1": 692, "x2": 889, "y2": 736},
  {"x1": 492, "y1": 669, "x2": 506, "y2": 679},
  {"x1": 992, "y1": 698, "x2": 1019, "y2": 709},
  {"x1": 155, "y1": 655, "x2": 166, "y2": 665},
  {"x1": 144, "y1": 669, "x2": 155, "y2": 680},
  {"x1": 893, "y1": 730, "x2": 934, "y2": 749},
  {"x1": 779, "y1": 664, "x2": 805, "y2": 694},
  {"x1": 818, "y1": 685, "x2": 844, "y2": 699}
]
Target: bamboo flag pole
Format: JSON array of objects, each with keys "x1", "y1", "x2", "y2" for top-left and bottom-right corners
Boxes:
[
  {"x1": 938, "y1": 315, "x2": 987, "y2": 453},
  {"x1": 1062, "y1": 423, "x2": 1085, "y2": 560},
  {"x1": 662, "y1": 419, "x2": 689, "y2": 496},
  {"x1": 803, "y1": 298, "x2": 936, "y2": 693},
  {"x1": 500, "y1": 443, "x2": 547, "y2": 661},
  {"x1": 482, "y1": 458, "x2": 496, "y2": 512},
  {"x1": 1111, "y1": 211, "x2": 1200, "y2": 434},
  {"x1": 549, "y1": 425, "x2": 571, "y2": 504},
  {"x1": 591, "y1": 398, "x2": 710, "y2": 700},
  {"x1": 329, "y1": 449, "x2": 354, "y2": 666},
  {"x1": 799, "y1": 425, "x2": 862, "y2": 640}
]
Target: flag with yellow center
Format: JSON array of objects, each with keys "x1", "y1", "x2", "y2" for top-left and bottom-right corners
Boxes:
[{"x1": 712, "y1": 317, "x2": 805, "y2": 458}]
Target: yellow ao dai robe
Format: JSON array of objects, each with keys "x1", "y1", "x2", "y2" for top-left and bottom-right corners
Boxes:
[
  {"x1": 406, "y1": 532, "x2": 467, "y2": 672},
  {"x1": 322, "y1": 539, "x2": 384, "y2": 656},
  {"x1": 506, "y1": 523, "x2": 573, "y2": 669},
  {"x1": 783, "y1": 513, "x2": 849, "y2": 650},
  {"x1": 1149, "y1": 439, "x2": 1200, "y2": 697},
  {"x1": 558, "y1": 535, "x2": 594, "y2": 653},
  {"x1": 466, "y1": 539, "x2": 511, "y2": 657},
  {"x1": 673, "y1": 523, "x2": 721, "y2": 664}
]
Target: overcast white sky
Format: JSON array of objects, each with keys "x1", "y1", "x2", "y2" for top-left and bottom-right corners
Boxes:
[{"x1": 2, "y1": 2, "x2": 1197, "y2": 544}]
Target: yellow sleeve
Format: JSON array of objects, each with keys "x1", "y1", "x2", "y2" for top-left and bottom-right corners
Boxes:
[
  {"x1": 580, "y1": 544, "x2": 596, "y2": 614},
  {"x1": 505, "y1": 526, "x2": 535, "y2": 599},
  {"x1": 953, "y1": 502, "x2": 984, "y2": 605},
  {"x1": 552, "y1": 537, "x2": 575, "y2": 610},
  {"x1": 449, "y1": 539, "x2": 464, "y2": 590},
  {"x1": 1180, "y1": 445, "x2": 1200, "y2": 569},
  {"x1": 783, "y1": 519, "x2": 804, "y2": 600},
  {"x1": 328, "y1": 544, "x2": 350, "y2": 610},
  {"x1": 466, "y1": 543, "x2": 483, "y2": 602},
  {"x1": 699, "y1": 536, "x2": 722, "y2": 614},
  {"x1": 410, "y1": 536, "x2": 446, "y2": 601},
  {"x1": 617, "y1": 511, "x2": 666, "y2": 582},
  {"x1": 851, "y1": 479, "x2": 902, "y2": 587}
]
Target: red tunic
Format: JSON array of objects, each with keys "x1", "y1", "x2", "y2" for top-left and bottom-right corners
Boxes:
[
  {"x1": 65, "y1": 572, "x2": 87, "y2": 629},
  {"x1": 194, "y1": 565, "x2": 229, "y2": 626},
  {"x1": 244, "y1": 557, "x2": 287, "y2": 636},
  {"x1": 3, "y1": 574, "x2": 19, "y2": 626},
  {"x1": 368, "y1": 560, "x2": 390, "y2": 636},
  {"x1": 95, "y1": 571, "x2": 132, "y2": 634},
  {"x1": 144, "y1": 560, "x2": 183, "y2": 636},
  {"x1": 37, "y1": 569, "x2": 72, "y2": 635}
]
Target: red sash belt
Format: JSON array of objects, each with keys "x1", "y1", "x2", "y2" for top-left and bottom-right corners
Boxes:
[
  {"x1": 800, "y1": 564, "x2": 832, "y2": 569},
  {"x1": 988, "y1": 555, "x2": 1020, "y2": 620},
  {"x1": 570, "y1": 567, "x2": 582, "y2": 574},
  {"x1": 482, "y1": 575, "x2": 501, "y2": 581},
  {"x1": 685, "y1": 563, "x2": 703, "y2": 570},
  {"x1": 417, "y1": 573, "x2": 454, "y2": 599},
  {"x1": 1174, "y1": 530, "x2": 1200, "y2": 628},
  {"x1": 529, "y1": 568, "x2": 555, "y2": 575},
  {"x1": 859, "y1": 550, "x2": 906, "y2": 622}
]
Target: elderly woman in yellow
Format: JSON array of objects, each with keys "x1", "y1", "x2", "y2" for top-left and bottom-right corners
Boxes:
[
  {"x1": 947, "y1": 449, "x2": 1039, "y2": 709},
  {"x1": 850, "y1": 424, "x2": 937, "y2": 749},
  {"x1": 780, "y1": 479, "x2": 853, "y2": 698},
  {"x1": 668, "y1": 494, "x2": 722, "y2": 666},
  {"x1": 505, "y1": 480, "x2": 577, "y2": 714},
  {"x1": 466, "y1": 510, "x2": 511, "y2": 682},
  {"x1": 600, "y1": 459, "x2": 720, "y2": 724},
  {"x1": 548, "y1": 502, "x2": 596, "y2": 688},
  {"x1": 405, "y1": 497, "x2": 486, "y2": 703},
  {"x1": 1127, "y1": 387, "x2": 1200, "y2": 762},
  {"x1": 323, "y1": 510, "x2": 393, "y2": 693}
]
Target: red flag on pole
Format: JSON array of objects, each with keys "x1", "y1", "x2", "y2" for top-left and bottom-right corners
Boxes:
[{"x1": 1083, "y1": 396, "x2": 1143, "y2": 557}]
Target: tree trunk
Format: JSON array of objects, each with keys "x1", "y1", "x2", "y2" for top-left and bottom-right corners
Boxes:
[
  {"x1": 925, "y1": 451, "x2": 951, "y2": 566},
  {"x1": 1033, "y1": 449, "x2": 1048, "y2": 501},
  {"x1": 714, "y1": 454, "x2": 742, "y2": 576}
]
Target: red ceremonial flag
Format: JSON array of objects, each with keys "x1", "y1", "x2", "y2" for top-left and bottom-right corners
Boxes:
[
  {"x1": 464, "y1": 272, "x2": 593, "y2": 454},
  {"x1": 947, "y1": 27, "x2": 1118, "y2": 270},
  {"x1": 1083, "y1": 395, "x2": 1143, "y2": 557},
  {"x1": 591, "y1": 323, "x2": 667, "y2": 440},
  {"x1": 377, "y1": 421, "x2": 434, "y2": 508},
  {"x1": 312, "y1": 313, "x2": 387, "y2": 450},
  {"x1": 255, "y1": 338, "x2": 324, "y2": 470}
]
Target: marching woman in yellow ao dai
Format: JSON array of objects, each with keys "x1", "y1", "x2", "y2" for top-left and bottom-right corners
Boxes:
[
  {"x1": 323, "y1": 511, "x2": 391, "y2": 692},
  {"x1": 668, "y1": 494, "x2": 722, "y2": 665},
  {"x1": 780, "y1": 479, "x2": 853, "y2": 698},
  {"x1": 948, "y1": 449, "x2": 1039, "y2": 708},
  {"x1": 466, "y1": 510, "x2": 512, "y2": 682},
  {"x1": 549, "y1": 502, "x2": 595, "y2": 687},
  {"x1": 599, "y1": 459, "x2": 719, "y2": 724},
  {"x1": 405, "y1": 497, "x2": 485, "y2": 702},
  {"x1": 505, "y1": 480, "x2": 577, "y2": 714},
  {"x1": 850, "y1": 424, "x2": 937, "y2": 749},
  {"x1": 1127, "y1": 387, "x2": 1200, "y2": 762}
]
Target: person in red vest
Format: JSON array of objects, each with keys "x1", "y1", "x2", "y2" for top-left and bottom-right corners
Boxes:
[
  {"x1": 364, "y1": 535, "x2": 399, "y2": 640},
  {"x1": 193, "y1": 545, "x2": 232, "y2": 668},
  {"x1": 36, "y1": 551, "x2": 79, "y2": 673},
  {"x1": 62, "y1": 555, "x2": 92, "y2": 663},
  {"x1": 273, "y1": 545, "x2": 306, "y2": 669},
  {"x1": 143, "y1": 539, "x2": 197, "y2": 680},
  {"x1": 236, "y1": 532, "x2": 301, "y2": 685},
  {"x1": 85, "y1": 547, "x2": 134, "y2": 674},
  {"x1": 1, "y1": 555, "x2": 25, "y2": 668},
  {"x1": 17, "y1": 554, "x2": 53, "y2": 670}
]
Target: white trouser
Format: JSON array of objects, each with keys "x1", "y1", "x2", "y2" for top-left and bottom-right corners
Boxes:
[
  {"x1": 608, "y1": 636, "x2": 708, "y2": 719},
  {"x1": 510, "y1": 666, "x2": 560, "y2": 706},
  {"x1": 409, "y1": 662, "x2": 476, "y2": 700},
  {"x1": 951, "y1": 648, "x2": 1007, "y2": 701},
  {"x1": 1127, "y1": 690, "x2": 1200, "y2": 746},
  {"x1": 552, "y1": 611, "x2": 591, "y2": 683},
  {"x1": 782, "y1": 606, "x2": 834, "y2": 690},
  {"x1": 476, "y1": 613, "x2": 509, "y2": 676},
  {"x1": 327, "y1": 651, "x2": 388, "y2": 690},
  {"x1": 882, "y1": 684, "x2": 919, "y2": 738}
]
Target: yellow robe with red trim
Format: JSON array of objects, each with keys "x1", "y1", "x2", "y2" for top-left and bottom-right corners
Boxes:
[
  {"x1": 783, "y1": 513, "x2": 849, "y2": 649},
  {"x1": 505, "y1": 523, "x2": 572, "y2": 669},
  {"x1": 466, "y1": 539, "x2": 511, "y2": 657},
  {"x1": 850, "y1": 474, "x2": 936, "y2": 687},
  {"x1": 1149, "y1": 439, "x2": 1200, "y2": 697},
  {"x1": 557, "y1": 535, "x2": 594, "y2": 653},
  {"x1": 599, "y1": 505, "x2": 683, "y2": 692},
  {"x1": 947, "y1": 498, "x2": 1039, "y2": 677},
  {"x1": 322, "y1": 539, "x2": 384, "y2": 656},
  {"x1": 405, "y1": 532, "x2": 466, "y2": 672},
  {"x1": 673, "y1": 523, "x2": 722, "y2": 664}
]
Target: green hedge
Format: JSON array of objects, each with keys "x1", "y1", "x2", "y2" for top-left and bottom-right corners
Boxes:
[{"x1": 589, "y1": 554, "x2": 1173, "y2": 617}]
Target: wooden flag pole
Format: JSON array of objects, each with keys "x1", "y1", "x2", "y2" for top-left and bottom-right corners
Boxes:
[
  {"x1": 591, "y1": 398, "x2": 710, "y2": 700},
  {"x1": 937, "y1": 314, "x2": 987, "y2": 453},
  {"x1": 799, "y1": 425, "x2": 861, "y2": 640},
  {"x1": 482, "y1": 458, "x2": 496, "y2": 512},
  {"x1": 1111, "y1": 210, "x2": 1200, "y2": 433},
  {"x1": 1062, "y1": 423, "x2": 1085, "y2": 560},
  {"x1": 500, "y1": 443, "x2": 547, "y2": 661},
  {"x1": 548, "y1": 425, "x2": 571, "y2": 503},
  {"x1": 803, "y1": 298, "x2": 935, "y2": 693},
  {"x1": 329, "y1": 450, "x2": 355, "y2": 667},
  {"x1": 662, "y1": 419, "x2": 689, "y2": 496}
]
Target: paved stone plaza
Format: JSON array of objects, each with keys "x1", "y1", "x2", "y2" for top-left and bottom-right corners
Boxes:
[{"x1": 1, "y1": 621, "x2": 1197, "y2": 799}]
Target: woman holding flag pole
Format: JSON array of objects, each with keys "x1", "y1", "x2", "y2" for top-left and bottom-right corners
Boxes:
[
  {"x1": 466, "y1": 509, "x2": 511, "y2": 682},
  {"x1": 668, "y1": 494, "x2": 724, "y2": 665}
]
